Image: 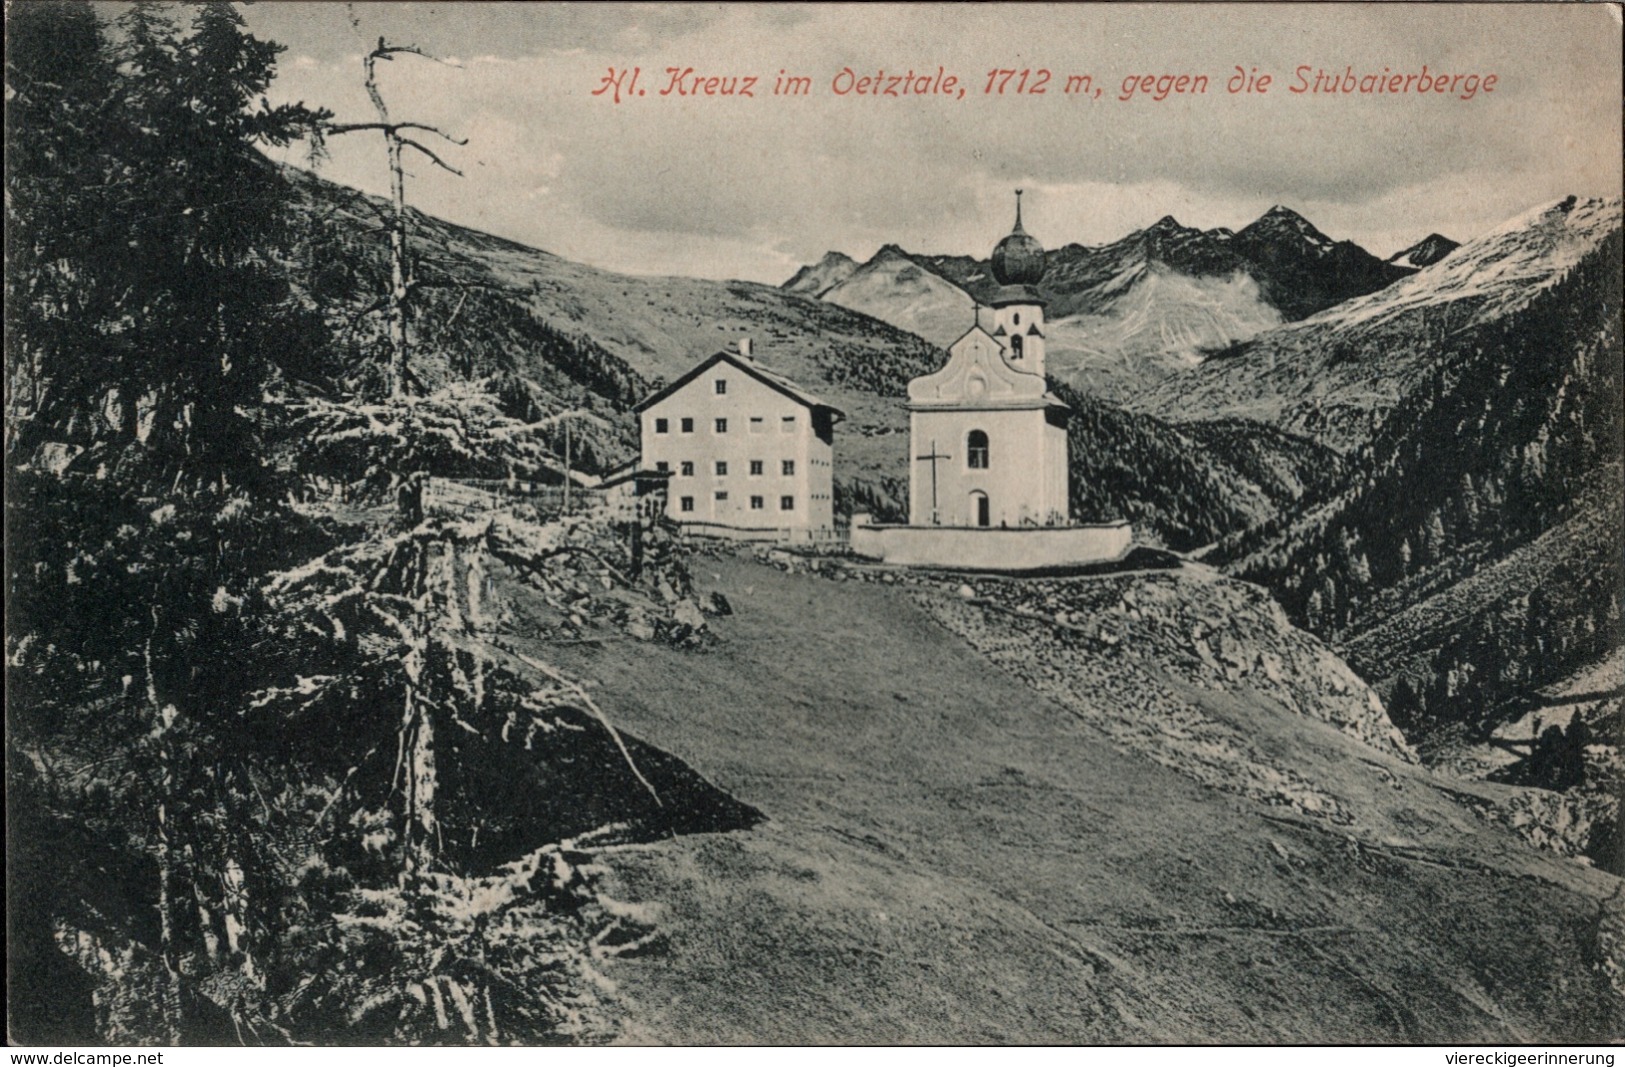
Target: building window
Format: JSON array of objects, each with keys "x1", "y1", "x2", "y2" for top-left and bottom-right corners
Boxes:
[
  {"x1": 1013, "y1": 312, "x2": 1021, "y2": 326},
  {"x1": 715, "y1": 461, "x2": 728, "y2": 476},
  {"x1": 782, "y1": 459, "x2": 796, "y2": 476},
  {"x1": 715, "y1": 418, "x2": 728, "y2": 434},
  {"x1": 781, "y1": 415, "x2": 796, "y2": 433},
  {"x1": 715, "y1": 491, "x2": 728, "y2": 502},
  {"x1": 1010, "y1": 334, "x2": 1024, "y2": 360},
  {"x1": 680, "y1": 461, "x2": 694, "y2": 477},
  {"x1": 749, "y1": 416, "x2": 765, "y2": 433},
  {"x1": 967, "y1": 430, "x2": 989, "y2": 469},
  {"x1": 715, "y1": 379, "x2": 727, "y2": 395},
  {"x1": 749, "y1": 460, "x2": 764, "y2": 476},
  {"x1": 654, "y1": 417, "x2": 669, "y2": 434},
  {"x1": 780, "y1": 495, "x2": 795, "y2": 511},
  {"x1": 680, "y1": 496, "x2": 695, "y2": 513},
  {"x1": 655, "y1": 461, "x2": 669, "y2": 472},
  {"x1": 681, "y1": 417, "x2": 694, "y2": 433},
  {"x1": 750, "y1": 495, "x2": 765, "y2": 510}
]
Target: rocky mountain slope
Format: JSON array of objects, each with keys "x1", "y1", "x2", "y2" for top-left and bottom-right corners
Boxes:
[
  {"x1": 1134, "y1": 196, "x2": 1623, "y2": 450},
  {"x1": 1228, "y1": 205, "x2": 1414, "y2": 321},
  {"x1": 1185, "y1": 198, "x2": 1624, "y2": 864},
  {"x1": 819, "y1": 245, "x2": 978, "y2": 350},
  {"x1": 1042, "y1": 264, "x2": 1284, "y2": 400},
  {"x1": 785, "y1": 207, "x2": 1412, "y2": 400},
  {"x1": 519, "y1": 551, "x2": 1622, "y2": 1042},
  {"x1": 783, "y1": 251, "x2": 858, "y2": 298},
  {"x1": 1387, "y1": 233, "x2": 1460, "y2": 269}
]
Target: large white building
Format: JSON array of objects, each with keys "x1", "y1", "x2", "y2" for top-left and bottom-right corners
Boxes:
[
  {"x1": 906, "y1": 192, "x2": 1071, "y2": 527},
  {"x1": 636, "y1": 341, "x2": 842, "y2": 533}
]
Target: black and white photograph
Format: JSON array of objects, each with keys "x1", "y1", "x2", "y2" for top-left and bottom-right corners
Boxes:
[{"x1": 6, "y1": 0, "x2": 1623, "y2": 1048}]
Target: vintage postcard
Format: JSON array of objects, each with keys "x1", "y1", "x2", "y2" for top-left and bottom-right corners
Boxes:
[{"x1": 6, "y1": 1, "x2": 1622, "y2": 1049}]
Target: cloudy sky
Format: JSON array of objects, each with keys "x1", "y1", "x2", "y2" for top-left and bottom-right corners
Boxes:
[{"x1": 243, "y1": 2, "x2": 1622, "y2": 283}]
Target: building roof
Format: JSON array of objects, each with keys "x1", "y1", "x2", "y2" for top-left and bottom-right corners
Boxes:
[
  {"x1": 949, "y1": 323, "x2": 1001, "y2": 350},
  {"x1": 598, "y1": 459, "x2": 673, "y2": 490},
  {"x1": 633, "y1": 349, "x2": 845, "y2": 421}
]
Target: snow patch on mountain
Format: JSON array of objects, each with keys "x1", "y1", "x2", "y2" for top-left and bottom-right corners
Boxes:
[
  {"x1": 1308, "y1": 196, "x2": 1618, "y2": 334},
  {"x1": 1131, "y1": 195, "x2": 1623, "y2": 450}
]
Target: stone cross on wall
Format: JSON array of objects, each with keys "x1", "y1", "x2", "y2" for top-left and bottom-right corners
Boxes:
[{"x1": 915, "y1": 439, "x2": 951, "y2": 525}]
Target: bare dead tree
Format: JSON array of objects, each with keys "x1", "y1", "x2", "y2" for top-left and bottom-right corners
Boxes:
[{"x1": 321, "y1": 37, "x2": 466, "y2": 398}]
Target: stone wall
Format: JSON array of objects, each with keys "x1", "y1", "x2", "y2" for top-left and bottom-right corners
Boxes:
[{"x1": 850, "y1": 516, "x2": 1133, "y2": 571}]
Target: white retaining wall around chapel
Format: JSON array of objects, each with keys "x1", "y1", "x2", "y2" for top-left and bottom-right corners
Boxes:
[{"x1": 849, "y1": 516, "x2": 1133, "y2": 571}]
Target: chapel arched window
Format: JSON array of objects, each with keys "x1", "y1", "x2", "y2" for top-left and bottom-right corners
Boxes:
[{"x1": 967, "y1": 430, "x2": 990, "y2": 469}]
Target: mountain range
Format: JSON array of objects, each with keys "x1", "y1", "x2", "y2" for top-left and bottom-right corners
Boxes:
[
  {"x1": 783, "y1": 206, "x2": 1424, "y2": 400},
  {"x1": 1133, "y1": 196, "x2": 1620, "y2": 449}
]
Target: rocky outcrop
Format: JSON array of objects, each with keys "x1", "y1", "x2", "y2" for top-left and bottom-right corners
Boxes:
[{"x1": 911, "y1": 566, "x2": 1413, "y2": 825}]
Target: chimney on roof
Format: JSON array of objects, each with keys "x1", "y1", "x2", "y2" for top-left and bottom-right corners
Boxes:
[{"x1": 738, "y1": 337, "x2": 752, "y2": 358}]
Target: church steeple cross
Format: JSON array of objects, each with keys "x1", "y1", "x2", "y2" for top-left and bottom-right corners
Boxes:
[
  {"x1": 915, "y1": 438, "x2": 951, "y2": 525},
  {"x1": 1013, "y1": 188, "x2": 1025, "y2": 233}
]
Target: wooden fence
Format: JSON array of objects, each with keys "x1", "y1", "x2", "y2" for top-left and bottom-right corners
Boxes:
[
  {"x1": 404, "y1": 473, "x2": 671, "y2": 577},
  {"x1": 675, "y1": 521, "x2": 845, "y2": 545},
  {"x1": 418, "y1": 477, "x2": 591, "y2": 521}
]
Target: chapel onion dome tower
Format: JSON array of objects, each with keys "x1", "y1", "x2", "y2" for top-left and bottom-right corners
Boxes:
[
  {"x1": 984, "y1": 190, "x2": 1048, "y2": 375},
  {"x1": 990, "y1": 189, "x2": 1047, "y2": 288}
]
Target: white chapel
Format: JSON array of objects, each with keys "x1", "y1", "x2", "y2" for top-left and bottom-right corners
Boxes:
[{"x1": 906, "y1": 192, "x2": 1071, "y2": 528}]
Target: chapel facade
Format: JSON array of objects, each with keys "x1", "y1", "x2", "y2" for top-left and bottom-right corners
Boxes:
[{"x1": 906, "y1": 193, "x2": 1071, "y2": 527}]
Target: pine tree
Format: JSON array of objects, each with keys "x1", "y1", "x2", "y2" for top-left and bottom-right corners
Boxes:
[
  {"x1": 112, "y1": 2, "x2": 328, "y2": 489},
  {"x1": 8, "y1": 3, "x2": 328, "y2": 1042},
  {"x1": 4, "y1": 0, "x2": 121, "y2": 454},
  {"x1": 6, "y1": 2, "x2": 328, "y2": 489}
]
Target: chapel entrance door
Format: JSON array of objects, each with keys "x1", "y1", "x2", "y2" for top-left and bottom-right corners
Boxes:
[{"x1": 972, "y1": 491, "x2": 990, "y2": 527}]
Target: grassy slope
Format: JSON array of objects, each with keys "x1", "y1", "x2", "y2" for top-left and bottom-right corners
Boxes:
[
  {"x1": 286, "y1": 168, "x2": 936, "y2": 487},
  {"x1": 505, "y1": 556, "x2": 1620, "y2": 1043}
]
